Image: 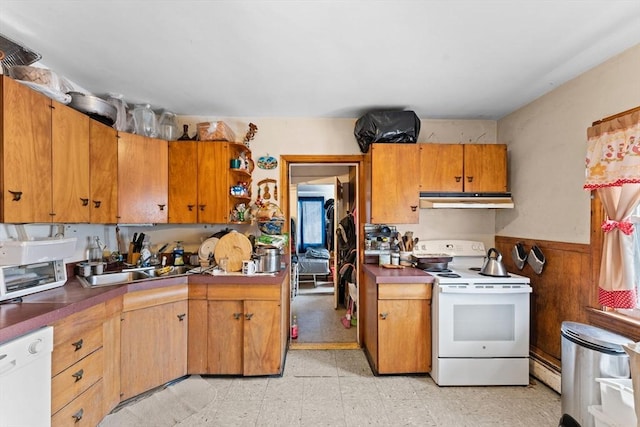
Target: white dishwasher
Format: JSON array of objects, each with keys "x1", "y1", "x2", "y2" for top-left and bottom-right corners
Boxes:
[{"x1": 0, "y1": 326, "x2": 54, "y2": 427}]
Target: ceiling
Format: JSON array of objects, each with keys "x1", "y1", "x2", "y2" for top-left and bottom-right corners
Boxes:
[{"x1": 1, "y1": 1, "x2": 639, "y2": 120}]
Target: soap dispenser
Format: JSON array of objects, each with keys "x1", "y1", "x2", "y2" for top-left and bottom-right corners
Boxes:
[{"x1": 173, "y1": 241, "x2": 185, "y2": 266}]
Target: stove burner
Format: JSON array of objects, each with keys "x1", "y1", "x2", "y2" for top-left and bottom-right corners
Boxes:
[
  {"x1": 437, "y1": 272, "x2": 461, "y2": 278},
  {"x1": 469, "y1": 267, "x2": 481, "y2": 271},
  {"x1": 423, "y1": 267, "x2": 452, "y2": 273}
]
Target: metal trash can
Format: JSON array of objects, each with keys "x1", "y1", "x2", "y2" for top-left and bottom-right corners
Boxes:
[{"x1": 561, "y1": 321, "x2": 633, "y2": 427}]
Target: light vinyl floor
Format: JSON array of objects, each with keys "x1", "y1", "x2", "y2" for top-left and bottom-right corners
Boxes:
[{"x1": 100, "y1": 349, "x2": 561, "y2": 427}]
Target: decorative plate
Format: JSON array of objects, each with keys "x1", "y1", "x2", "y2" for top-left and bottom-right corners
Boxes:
[
  {"x1": 257, "y1": 154, "x2": 278, "y2": 170},
  {"x1": 198, "y1": 237, "x2": 219, "y2": 261}
]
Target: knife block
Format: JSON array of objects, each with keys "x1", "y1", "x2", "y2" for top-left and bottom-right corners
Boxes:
[{"x1": 127, "y1": 242, "x2": 141, "y2": 265}]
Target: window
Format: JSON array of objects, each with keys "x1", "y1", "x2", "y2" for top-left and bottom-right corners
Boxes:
[{"x1": 297, "y1": 197, "x2": 325, "y2": 251}]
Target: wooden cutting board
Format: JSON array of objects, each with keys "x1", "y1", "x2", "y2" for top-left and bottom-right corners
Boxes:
[{"x1": 214, "y1": 232, "x2": 253, "y2": 272}]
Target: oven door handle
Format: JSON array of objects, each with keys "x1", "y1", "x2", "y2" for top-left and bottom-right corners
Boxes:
[{"x1": 439, "y1": 287, "x2": 532, "y2": 294}]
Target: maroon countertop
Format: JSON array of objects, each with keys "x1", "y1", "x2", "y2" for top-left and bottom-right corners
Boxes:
[
  {"x1": 362, "y1": 263, "x2": 435, "y2": 284},
  {"x1": 0, "y1": 268, "x2": 288, "y2": 344}
]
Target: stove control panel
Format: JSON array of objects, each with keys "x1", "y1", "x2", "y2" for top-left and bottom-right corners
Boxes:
[{"x1": 413, "y1": 240, "x2": 486, "y2": 257}]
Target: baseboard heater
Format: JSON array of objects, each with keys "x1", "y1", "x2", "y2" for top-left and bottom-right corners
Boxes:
[{"x1": 419, "y1": 192, "x2": 514, "y2": 209}]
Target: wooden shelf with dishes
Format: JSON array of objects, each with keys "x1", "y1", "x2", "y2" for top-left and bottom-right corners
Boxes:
[{"x1": 228, "y1": 143, "x2": 253, "y2": 224}]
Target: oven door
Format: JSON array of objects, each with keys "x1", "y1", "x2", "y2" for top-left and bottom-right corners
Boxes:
[{"x1": 434, "y1": 283, "x2": 531, "y2": 358}]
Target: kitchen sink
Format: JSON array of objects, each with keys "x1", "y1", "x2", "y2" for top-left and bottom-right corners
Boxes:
[{"x1": 77, "y1": 266, "x2": 193, "y2": 288}]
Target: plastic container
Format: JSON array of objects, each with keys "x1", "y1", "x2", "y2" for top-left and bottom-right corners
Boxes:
[
  {"x1": 158, "y1": 111, "x2": 179, "y2": 141},
  {"x1": 132, "y1": 103, "x2": 158, "y2": 137},
  {"x1": 595, "y1": 377, "x2": 637, "y2": 427}
]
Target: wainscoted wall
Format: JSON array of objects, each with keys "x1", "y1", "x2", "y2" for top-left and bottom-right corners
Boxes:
[{"x1": 495, "y1": 236, "x2": 595, "y2": 370}]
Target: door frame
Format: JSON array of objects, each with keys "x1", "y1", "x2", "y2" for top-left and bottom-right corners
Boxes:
[{"x1": 280, "y1": 155, "x2": 366, "y2": 345}]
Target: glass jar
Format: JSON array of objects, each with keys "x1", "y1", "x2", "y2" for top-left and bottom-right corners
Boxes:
[
  {"x1": 106, "y1": 93, "x2": 128, "y2": 131},
  {"x1": 88, "y1": 236, "x2": 102, "y2": 263},
  {"x1": 132, "y1": 103, "x2": 158, "y2": 137},
  {"x1": 158, "y1": 111, "x2": 179, "y2": 141}
]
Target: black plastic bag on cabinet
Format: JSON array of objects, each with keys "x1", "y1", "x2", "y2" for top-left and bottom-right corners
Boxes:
[{"x1": 354, "y1": 111, "x2": 421, "y2": 153}]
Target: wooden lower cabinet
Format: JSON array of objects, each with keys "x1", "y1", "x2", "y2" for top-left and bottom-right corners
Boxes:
[
  {"x1": 363, "y1": 274, "x2": 432, "y2": 374},
  {"x1": 120, "y1": 285, "x2": 188, "y2": 401},
  {"x1": 50, "y1": 303, "x2": 106, "y2": 426},
  {"x1": 188, "y1": 280, "x2": 287, "y2": 376},
  {"x1": 208, "y1": 299, "x2": 281, "y2": 376}
]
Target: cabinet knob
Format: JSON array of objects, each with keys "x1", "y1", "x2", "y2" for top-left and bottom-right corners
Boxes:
[
  {"x1": 72, "y1": 369, "x2": 84, "y2": 382},
  {"x1": 8, "y1": 190, "x2": 22, "y2": 201},
  {"x1": 93, "y1": 200, "x2": 102, "y2": 208},
  {"x1": 199, "y1": 204, "x2": 206, "y2": 211},
  {"x1": 72, "y1": 408, "x2": 84, "y2": 422},
  {"x1": 80, "y1": 198, "x2": 89, "y2": 206},
  {"x1": 379, "y1": 312, "x2": 388, "y2": 320},
  {"x1": 187, "y1": 204, "x2": 195, "y2": 211},
  {"x1": 410, "y1": 205, "x2": 417, "y2": 212},
  {"x1": 158, "y1": 204, "x2": 166, "y2": 211},
  {"x1": 72, "y1": 339, "x2": 83, "y2": 351},
  {"x1": 455, "y1": 176, "x2": 462, "y2": 183},
  {"x1": 245, "y1": 313, "x2": 254, "y2": 320},
  {"x1": 233, "y1": 313, "x2": 242, "y2": 320},
  {"x1": 467, "y1": 176, "x2": 474, "y2": 183},
  {"x1": 177, "y1": 313, "x2": 186, "y2": 321}
]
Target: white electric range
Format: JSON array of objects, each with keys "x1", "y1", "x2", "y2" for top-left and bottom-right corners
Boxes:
[{"x1": 414, "y1": 240, "x2": 532, "y2": 386}]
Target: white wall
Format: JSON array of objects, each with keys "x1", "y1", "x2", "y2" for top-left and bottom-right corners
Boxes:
[{"x1": 496, "y1": 43, "x2": 640, "y2": 244}]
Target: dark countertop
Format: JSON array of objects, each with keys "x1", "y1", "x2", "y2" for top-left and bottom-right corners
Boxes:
[
  {"x1": 362, "y1": 263, "x2": 435, "y2": 284},
  {"x1": 0, "y1": 268, "x2": 288, "y2": 344}
]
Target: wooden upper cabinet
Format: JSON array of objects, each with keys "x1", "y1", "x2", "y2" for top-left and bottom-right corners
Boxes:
[
  {"x1": 198, "y1": 142, "x2": 230, "y2": 223},
  {"x1": 370, "y1": 143, "x2": 420, "y2": 224},
  {"x1": 419, "y1": 144, "x2": 464, "y2": 192},
  {"x1": 51, "y1": 100, "x2": 91, "y2": 223},
  {"x1": 168, "y1": 141, "x2": 198, "y2": 223},
  {"x1": 117, "y1": 133, "x2": 168, "y2": 224},
  {"x1": 463, "y1": 144, "x2": 507, "y2": 193},
  {"x1": 420, "y1": 143, "x2": 508, "y2": 193},
  {"x1": 0, "y1": 76, "x2": 53, "y2": 223},
  {"x1": 90, "y1": 121, "x2": 118, "y2": 223}
]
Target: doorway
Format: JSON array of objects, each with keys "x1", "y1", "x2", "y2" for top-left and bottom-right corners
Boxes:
[{"x1": 280, "y1": 155, "x2": 365, "y2": 349}]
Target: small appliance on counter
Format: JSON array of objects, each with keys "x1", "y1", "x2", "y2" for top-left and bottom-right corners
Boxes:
[{"x1": 0, "y1": 237, "x2": 76, "y2": 302}]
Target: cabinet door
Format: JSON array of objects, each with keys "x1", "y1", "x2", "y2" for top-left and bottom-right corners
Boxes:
[
  {"x1": 117, "y1": 133, "x2": 168, "y2": 223},
  {"x1": 120, "y1": 300, "x2": 188, "y2": 400},
  {"x1": 244, "y1": 300, "x2": 281, "y2": 376},
  {"x1": 370, "y1": 144, "x2": 420, "y2": 224},
  {"x1": 90, "y1": 121, "x2": 118, "y2": 223},
  {"x1": 377, "y1": 299, "x2": 430, "y2": 374},
  {"x1": 207, "y1": 300, "x2": 243, "y2": 375},
  {"x1": 168, "y1": 141, "x2": 198, "y2": 223},
  {"x1": 420, "y1": 144, "x2": 464, "y2": 192},
  {"x1": 197, "y1": 142, "x2": 229, "y2": 223},
  {"x1": 463, "y1": 144, "x2": 507, "y2": 192},
  {"x1": 1, "y1": 76, "x2": 52, "y2": 222},
  {"x1": 51, "y1": 101, "x2": 90, "y2": 223}
]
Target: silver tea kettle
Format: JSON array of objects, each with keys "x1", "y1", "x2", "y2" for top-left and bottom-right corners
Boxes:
[{"x1": 480, "y1": 248, "x2": 509, "y2": 277}]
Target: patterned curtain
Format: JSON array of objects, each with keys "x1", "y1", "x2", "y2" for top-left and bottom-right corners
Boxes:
[{"x1": 585, "y1": 110, "x2": 640, "y2": 308}]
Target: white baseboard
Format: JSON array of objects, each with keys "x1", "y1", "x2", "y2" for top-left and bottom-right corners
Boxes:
[{"x1": 530, "y1": 357, "x2": 561, "y2": 393}]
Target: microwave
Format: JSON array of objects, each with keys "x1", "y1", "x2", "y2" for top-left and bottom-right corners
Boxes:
[{"x1": 0, "y1": 259, "x2": 67, "y2": 302}]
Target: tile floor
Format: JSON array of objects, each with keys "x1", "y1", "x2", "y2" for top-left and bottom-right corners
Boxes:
[
  {"x1": 291, "y1": 293, "x2": 356, "y2": 343},
  {"x1": 100, "y1": 349, "x2": 562, "y2": 427}
]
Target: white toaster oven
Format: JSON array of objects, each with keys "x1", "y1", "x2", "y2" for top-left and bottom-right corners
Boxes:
[{"x1": 0, "y1": 259, "x2": 67, "y2": 302}]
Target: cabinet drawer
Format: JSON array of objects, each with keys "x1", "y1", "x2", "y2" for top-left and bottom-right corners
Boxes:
[
  {"x1": 122, "y1": 284, "x2": 188, "y2": 311},
  {"x1": 378, "y1": 283, "x2": 431, "y2": 300},
  {"x1": 52, "y1": 303, "x2": 105, "y2": 347},
  {"x1": 52, "y1": 348, "x2": 103, "y2": 415},
  {"x1": 207, "y1": 283, "x2": 280, "y2": 301},
  {"x1": 52, "y1": 324, "x2": 102, "y2": 376},
  {"x1": 51, "y1": 379, "x2": 103, "y2": 427}
]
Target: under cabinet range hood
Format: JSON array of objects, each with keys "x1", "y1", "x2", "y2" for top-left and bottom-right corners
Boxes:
[{"x1": 419, "y1": 192, "x2": 514, "y2": 209}]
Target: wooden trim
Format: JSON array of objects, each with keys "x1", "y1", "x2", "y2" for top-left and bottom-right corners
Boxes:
[
  {"x1": 289, "y1": 342, "x2": 360, "y2": 350},
  {"x1": 122, "y1": 284, "x2": 188, "y2": 312},
  {"x1": 586, "y1": 307, "x2": 640, "y2": 342},
  {"x1": 592, "y1": 105, "x2": 640, "y2": 126}
]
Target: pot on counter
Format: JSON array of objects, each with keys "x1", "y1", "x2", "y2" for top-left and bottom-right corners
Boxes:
[{"x1": 254, "y1": 246, "x2": 281, "y2": 273}]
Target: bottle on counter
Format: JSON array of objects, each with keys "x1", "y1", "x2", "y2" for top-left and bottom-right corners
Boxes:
[
  {"x1": 173, "y1": 241, "x2": 185, "y2": 266},
  {"x1": 291, "y1": 315, "x2": 298, "y2": 339},
  {"x1": 88, "y1": 236, "x2": 102, "y2": 263}
]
